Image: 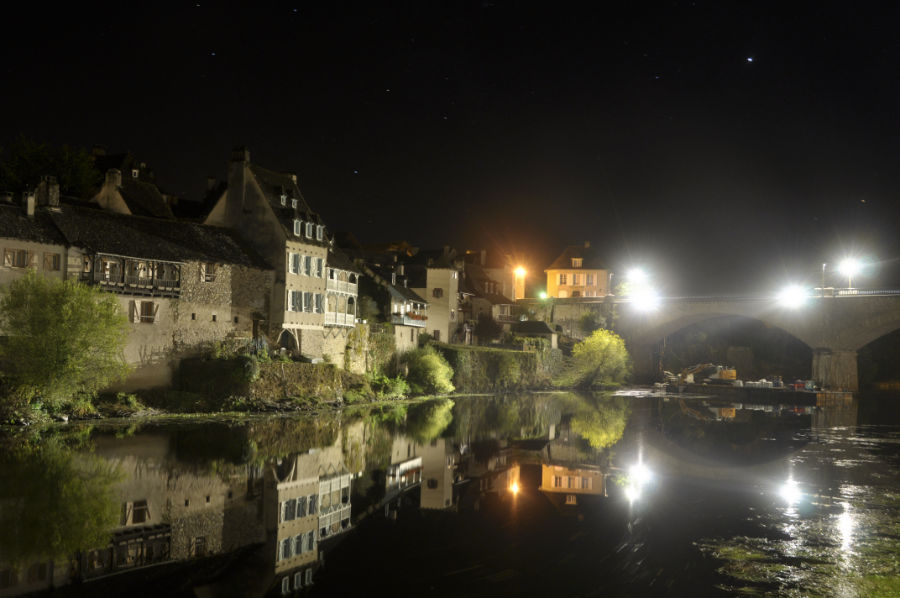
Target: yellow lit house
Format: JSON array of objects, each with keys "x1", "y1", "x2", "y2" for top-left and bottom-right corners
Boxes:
[{"x1": 544, "y1": 242, "x2": 610, "y2": 298}]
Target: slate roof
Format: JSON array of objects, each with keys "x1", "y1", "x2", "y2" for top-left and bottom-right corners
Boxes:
[
  {"x1": 118, "y1": 178, "x2": 175, "y2": 219},
  {"x1": 0, "y1": 203, "x2": 67, "y2": 246},
  {"x1": 546, "y1": 244, "x2": 608, "y2": 270},
  {"x1": 464, "y1": 262, "x2": 513, "y2": 304},
  {"x1": 248, "y1": 164, "x2": 329, "y2": 248},
  {"x1": 512, "y1": 321, "x2": 555, "y2": 335},
  {"x1": 47, "y1": 205, "x2": 270, "y2": 269},
  {"x1": 327, "y1": 248, "x2": 360, "y2": 274}
]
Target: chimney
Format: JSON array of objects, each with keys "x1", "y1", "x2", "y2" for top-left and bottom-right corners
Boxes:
[
  {"x1": 24, "y1": 191, "x2": 35, "y2": 217},
  {"x1": 584, "y1": 241, "x2": 591, "y2": 249},
  {"x1": 231, "y1": 146, "x2": 250, "y2": 163},
  {"x1": 289, "y1": 173, "x2": 298, "y2": 184},
  {"x1": 403, "y1": 278, "x2": 408, "y2": 288},
  {"x1": 397, "y1": 264, "x2": 405, "y2": 276},
  {"x1": 36, "y1": 175, "x2": 60, "y2": 207},
  {"x1": 106, "y1": 168, "x2": 122, "y2": 188},
  {"x1": 391, "y1": 273, "x2": 397, "y2": 286},
  {"x1": 207, "y1": 177, "x2": 217, "y2": 191}
]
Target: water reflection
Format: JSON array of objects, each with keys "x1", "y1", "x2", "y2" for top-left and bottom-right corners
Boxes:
[{"x1": 0, "y1": 392, "x2": 897, "y2": 596}]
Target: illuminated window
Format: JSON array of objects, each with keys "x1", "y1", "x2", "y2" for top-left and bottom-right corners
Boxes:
[
  {"x1": 316, "y1": 225, "x2": 324, "y2": 241},
  {"x1": 586, "y1": 273, "x2": 594, "y2": 285},
  {"x1": 294, "y1": 220, "x2": 302, "y2": 236},
  {"x1": 305, "y1": 222, "x2": 314, "y2": 238},
  {"x1": 572, "y1": 273, "x2": 579, "y2": 285},
  {"x1": 280, "y1": 194, "x2": 287, "y2": 206},
  {"x1": 559, "y1": 273, "x2": 567, "y2": 285},
  {"x1": 571, "y1": 258, "x2": 582, "y2": 268},
  {"x1": 432, "y1": 288, "x2": 443, "y2": 298},
  {"x1": 292, "y1": 199, "x2": 298, "y2": 209}
]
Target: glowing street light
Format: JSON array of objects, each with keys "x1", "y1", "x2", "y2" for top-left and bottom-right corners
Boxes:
[
  {"x1": 509, "y1": 481, "x2": 520, "y2": 495},
  {"x1": 513, "y1": 266, "x2": 526, "y2": 300},
  {"x1": 538, "y1": 291, "x2": 548, "y2": 300},
  {"x1": 838, "y1": 258, "x2": 862, "y2": 289},
  {"x1": 628, "y1": 267, "x2": 648, "y2": 284},
  {"x1": 777, "y1": 284, "x2": 808, "y2": 309}
]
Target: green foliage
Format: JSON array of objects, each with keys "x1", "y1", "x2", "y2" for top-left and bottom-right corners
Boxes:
[
  {"x1": 0, "y1": 136, "x2": 102, "y2": 198},
  {"x1": 0, "y1": 439, "x2": 121, "y2": 563},
  {"x1": 435, "y1": 344, "x2": 547, "y2": 392},
  {"x1": 417, "y1": 332, "x2": 434, "y2": 348},
  {"x1": 371, "y1": 374, "x2": 409, "y2": 399},
  {"x1": 558, "y1": 329, "x2": 631, "y2": 388},
  {"x1": 0, "y1": 271, "x2": 130, "y2": 409},
  {"x1": 402, "y1": 346, "x2": 455, "y2": 395},
  {"x1": 405, "y1": 398, "x2": 455, "y2": 442},
  {"x1": 569, "y1": 395, "x2": 629, "y2": 448}
]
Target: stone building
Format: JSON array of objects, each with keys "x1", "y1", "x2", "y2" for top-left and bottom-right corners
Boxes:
[
  {"x1": 545, "y1": 241, "x2": 611, "y2": 298},
  {"x1": 47, "y1": 204, "x2": 273, "y2": 389},
  {"x1": 204, "y1": 148, "x2": 358, "y2": 360},
  {"x1": 0, "y1": 183, "x2": 68, "y2": 287},
  {"x1": 406, "y1": 248, "x2": 461, "y2": 343}
]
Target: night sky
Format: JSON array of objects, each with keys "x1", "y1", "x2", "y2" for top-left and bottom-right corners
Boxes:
[{"x1": 4, "y1": 1, "x2": 900, "y2": 295}]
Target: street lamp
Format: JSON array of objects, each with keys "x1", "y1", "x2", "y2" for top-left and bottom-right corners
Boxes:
[
  {"x1": 514, "y1": 266, "x2": 526, "y2": 300},
  {"x1": 838, "y1": 258, "x2": 861, "y2": 289}
]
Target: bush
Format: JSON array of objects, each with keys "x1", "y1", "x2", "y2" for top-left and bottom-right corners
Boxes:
[
  {"x1": 372, "y1": 374, "x2": 409, "y2": 399},
  {"x1": 558, "y1": 329, "x2": 631, "y2": 388},
  {"x1": 402, "y1": 346, "x2": 455, "y2": 395}
]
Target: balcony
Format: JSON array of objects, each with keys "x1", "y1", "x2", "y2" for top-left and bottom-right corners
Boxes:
[
  {"x1": 326, "y1": 278, "x2": 358, "y2": 294},
  {"x1": 82, "y1": 272, "x2": 181, "y2": 298},
  {"x1": 325, "y1": 311, "x2": 356, "y2": 327},
  {"x1": 390, "y1": 313, "x2": 427, "y2": 328}
]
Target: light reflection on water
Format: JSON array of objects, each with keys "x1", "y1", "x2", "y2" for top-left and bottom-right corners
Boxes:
[{"x1": 0, "y1": 392, "x2": 898, "y2": 597}]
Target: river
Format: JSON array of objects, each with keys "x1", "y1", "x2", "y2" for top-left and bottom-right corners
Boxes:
[{"x1": 1, "y1": 391, "x2": 898, "y2": 597}]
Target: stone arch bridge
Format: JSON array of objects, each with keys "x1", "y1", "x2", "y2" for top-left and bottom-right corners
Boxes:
[{"x1": 521, "y1": 293, "x2": 900, "y2": 391}]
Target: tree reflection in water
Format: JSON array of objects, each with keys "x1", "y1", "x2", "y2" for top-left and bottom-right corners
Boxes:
[{"x1": 405, "y1": 398, "x2": 455, "y2": 442}]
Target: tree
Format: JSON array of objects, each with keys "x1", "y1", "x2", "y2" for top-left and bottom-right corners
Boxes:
[
  {"x1": 559, "y1": 329, "x2": 631, "y2": 388},
  {"x1": 401, "y1": 345, "x2": 455, "y2": 395},
  {"x1": 0, "y1": 136, "x2": 101, "y2": 198},
  {"x1": 0, "y1": 271, "x2": 130, "y2": 410}
]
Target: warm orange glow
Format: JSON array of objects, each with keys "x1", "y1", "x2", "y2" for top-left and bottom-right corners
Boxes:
[
  {"x1": 510, "y1": 481, "x2": 520, "y2": 494},
  {"x1": 514, "y1": 267, "x2": 526, "y2": 277}
]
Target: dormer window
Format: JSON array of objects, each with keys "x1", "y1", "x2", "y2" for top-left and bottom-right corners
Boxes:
[
  {"x1": 316, "y1": 225, "x2": 324, "y2": 241},
  {"x1": 131, "y1": 169, "x2": 139, "y2": 179},
  {"x1": 292, "y1": 199, "x2": 298, "y2": 209},
  {"x1": 571, "y1": 258, "x2": 582, "y2": 268},
  {"x1": 305, "y1": 222, "x2": 314, "y2": 238},
  {"x1": 294, "y1": 219, "x2": 302, "y2": 236},
  {"x1": 280, "y1": 194, "x2": 287, "y2": 206}
]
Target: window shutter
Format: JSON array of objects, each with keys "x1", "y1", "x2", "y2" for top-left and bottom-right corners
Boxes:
[
  {"x1": 130, "y1": 300, "x2": 138, "y2": 323},
  {"x1": 28, "y1": 251, "x2": 38, "y2": 268},
  {"x1": 199, "y1": 263, "x2": 206, "y2": 281},
  {"x1": 152, "y1": 302, "x2": 160, "y2": 324}
]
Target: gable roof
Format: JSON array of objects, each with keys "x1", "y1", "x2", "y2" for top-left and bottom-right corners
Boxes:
[
  {"x1": 512, "y1": 320, "x2": 554, "y2": 335},
  {"x1": 546, "y1": 244, "x2": 608, "y2": 270},
  {"x1": 47, "y1": 205, "x2": 270, "y2": 268},
  {"x1": 248, "y1": 164, "x2": 329, "y2": 248},
  {"x1": 118, "y1": 178, "x2": 175, "y2": 219}
]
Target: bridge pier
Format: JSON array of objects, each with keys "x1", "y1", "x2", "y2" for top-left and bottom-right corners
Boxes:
[{"x1": 812, "y1": 349, "x2": 858, "y2": 392}]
